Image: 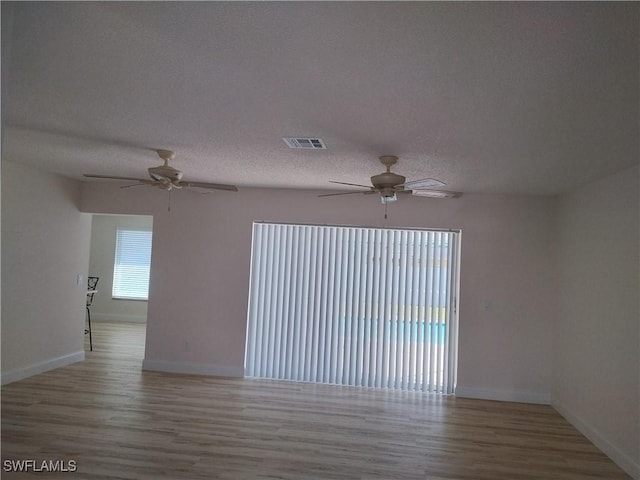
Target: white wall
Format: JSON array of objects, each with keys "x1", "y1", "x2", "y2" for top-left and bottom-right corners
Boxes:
[
  {"x1": 554, "y1": 165, "x2": 639, "y2": 478},
  {"x1": 88, "y1": 214, "x2": 152, "y2": 323},
  {"x1": 1, "y1": 161, "x2": 91, "y2": 384},
  {"x1": 81, "y1": 183, "x2": 556, "y2": 401}
]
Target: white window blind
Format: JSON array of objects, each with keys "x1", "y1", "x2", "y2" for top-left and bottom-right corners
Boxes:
[
  {"x1": 245, "y1": 223, "x2": 460, "y2": 394},
  {"x1": 112, "y1": 229, "x2": 153, "y2": 300}
]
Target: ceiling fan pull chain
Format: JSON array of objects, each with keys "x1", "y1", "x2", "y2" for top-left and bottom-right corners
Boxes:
[
  {"x1": 384, "y1": 201, "x2": 388, "y2": 219},
  {"x1": 168, "y1": 189, "x2": 172, "y2": 212}
]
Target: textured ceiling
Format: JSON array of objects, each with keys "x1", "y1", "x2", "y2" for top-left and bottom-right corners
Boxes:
[{"x1": 3, "y1": 2, "x2": 638, "y2": 195}]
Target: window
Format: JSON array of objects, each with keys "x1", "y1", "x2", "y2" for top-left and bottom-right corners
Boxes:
[
  {"x1": 245, "y1": 222, "x2": 461, "y2": 394},
  {"x1": 112, "y1": 229, "x2": 153, "y2": 300}
]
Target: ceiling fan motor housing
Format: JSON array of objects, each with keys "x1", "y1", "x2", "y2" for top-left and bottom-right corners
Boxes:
[
  {"x1": 371, "y1": 172, "x2": 406, "y2": 192},
  {"x1": 372, "y1": 155, "x2": 405, "y2": 195},
  {"x1": 148, "y1": 165, "x2": 184, "y2": 182}
]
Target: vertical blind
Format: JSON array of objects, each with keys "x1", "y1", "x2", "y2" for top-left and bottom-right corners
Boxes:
[
  {"x1": 245, "y1": 223, "x2": 460, "y2": 394},
  {"x1": 112, "y1": 229, "x2": 153, "y2": 300}
]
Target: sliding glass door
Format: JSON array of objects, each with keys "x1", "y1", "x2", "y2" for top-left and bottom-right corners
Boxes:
[{"x1": 245, "y1": 222, "x2": 460, "y2": 393}]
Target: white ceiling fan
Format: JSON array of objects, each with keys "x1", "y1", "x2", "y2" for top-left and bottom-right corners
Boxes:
[
  {"x1": 84, "y1": 149, "x2": 238, "y2": 193},
  {"x1": 320, "y1": 155, "x2": 461, "y2": 217}
]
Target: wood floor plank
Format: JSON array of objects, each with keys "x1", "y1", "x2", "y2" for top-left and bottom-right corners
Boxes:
[{"x1": 1, "y1": 322, "x2": 631, "y2": 479}]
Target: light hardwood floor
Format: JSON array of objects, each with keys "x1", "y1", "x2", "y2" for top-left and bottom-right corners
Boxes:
[{"x1": 1, "y1": 322, "x2": 631, "y2": 479}]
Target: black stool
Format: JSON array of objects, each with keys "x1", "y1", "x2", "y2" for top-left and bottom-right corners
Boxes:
[{"x1": 86, "y1": 276, "x2": 99, "y2": 351}]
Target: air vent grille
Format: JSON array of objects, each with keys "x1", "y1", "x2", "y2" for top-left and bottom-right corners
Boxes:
[{"x1": 282, "y1": 137, "x2": 326, "y2": 149}]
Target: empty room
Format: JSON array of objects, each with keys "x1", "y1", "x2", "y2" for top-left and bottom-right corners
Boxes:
[{"x1": 2, "y1": 2, "x2": 638, "y2": 479}]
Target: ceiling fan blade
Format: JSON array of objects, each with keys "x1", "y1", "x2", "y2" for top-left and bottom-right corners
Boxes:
[
  {"x1": 401, "y1": 178, "x2": 446, "y2": 189},
  {"x1": 329, "y1": 181, "x2": 375, "y2": 189},
  {"x1": 84, "y1": 174, "x2": 149, "y2": 182},
  {"x1": 411, "y1": 189, "x2": 462, "y2": 198},
  {"x1": 120, "y1": 182, "x2": 154, "y2": 189},
  {"x1": 184, "y1": 188, "x2": 212, "y2": 195},
  {"x1": 179, "y1": 180, "x2": 238, "y2": 191},
  {"x1": 318, "y1": 191, "x2": 371, "y2": 197}
]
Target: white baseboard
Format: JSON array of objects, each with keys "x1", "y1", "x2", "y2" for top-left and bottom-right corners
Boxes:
[
  {"x1": 553, "y1": 399, "x2": 640, "y2": 480},
  {"x1": 92, "y1": 312, "x2": 147, "y2": 324},
  {"x1": 1, "y1": 350, "x2": 85, "y2": 385},
  {"x1": 455, "y1": 386, "x2": 551, "y2": 405},
  {"x1": 142, "y1": 358, "x2": 244, "y2": 378}
]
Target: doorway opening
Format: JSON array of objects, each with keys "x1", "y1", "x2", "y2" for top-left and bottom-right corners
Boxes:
[{"x1": 86, "y1": 214, "x2": 153, "y2": 357}]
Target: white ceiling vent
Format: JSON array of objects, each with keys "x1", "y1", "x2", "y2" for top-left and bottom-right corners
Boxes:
[{"x1": 282, "y1": 137, "x2": 326, "y2": 150}]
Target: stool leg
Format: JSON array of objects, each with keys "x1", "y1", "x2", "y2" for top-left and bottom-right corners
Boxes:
[{"x1": 86, "y1": 306, "x2": 93, "y2": 351}]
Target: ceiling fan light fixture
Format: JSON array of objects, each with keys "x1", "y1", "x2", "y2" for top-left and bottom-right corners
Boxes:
[{"x1": 381, "y1": 193, "x2": 397, "y2": 204}]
